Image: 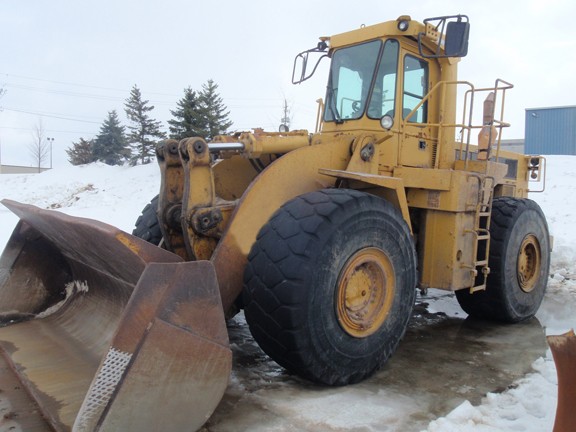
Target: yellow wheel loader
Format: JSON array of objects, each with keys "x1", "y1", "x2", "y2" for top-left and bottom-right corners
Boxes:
[{"x1": 0, "y1": 15, "x2": 549, "y2": 431}]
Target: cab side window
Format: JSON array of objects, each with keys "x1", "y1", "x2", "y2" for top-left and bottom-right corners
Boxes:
[{"x1": 403, "y1": 55, "x2": 428, "y2": 123}]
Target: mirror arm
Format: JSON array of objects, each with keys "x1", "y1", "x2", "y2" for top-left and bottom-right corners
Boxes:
[{"x1": 292, "y1": 43, "x2": 329, "y2": 85}]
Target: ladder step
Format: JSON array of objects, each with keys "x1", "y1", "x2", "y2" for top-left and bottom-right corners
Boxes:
[
  {"x1": 467, "y1": 175, "x2": 494, "y2": 293},
  {"x1": 470, "y1": 284, "x2": 487, "y2": 293}
]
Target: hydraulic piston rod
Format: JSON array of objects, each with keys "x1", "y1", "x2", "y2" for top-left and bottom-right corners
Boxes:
[{"x1": 208, "y1": 142, "x2": 245, "y2": 152}]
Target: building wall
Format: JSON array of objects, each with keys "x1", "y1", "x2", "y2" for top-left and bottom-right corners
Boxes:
[
  {"x1": 0, "y1": 165, "x2": 50, "y2": 174},
  {"x1": 525, "y1": 106, "x2": 576, "y2": 155},
  {"x1": 500, "y1": 139, "x2": 525, "y2": 154}
]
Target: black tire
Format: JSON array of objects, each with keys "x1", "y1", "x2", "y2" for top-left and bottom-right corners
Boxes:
[
  {"x1": 243, "y1": 189, "x2": 417, "y2": 386},
  {"x1": 132, "y1": 195, "x2": 163, "y2": 246},
  {"x1": 456, "y1": 197, "x2": 550, "y2": 322}
]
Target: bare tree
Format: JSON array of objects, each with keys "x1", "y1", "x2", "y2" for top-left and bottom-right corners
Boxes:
[{"x1": 29, "y1": 119, "x2": 50, "y2": 172}]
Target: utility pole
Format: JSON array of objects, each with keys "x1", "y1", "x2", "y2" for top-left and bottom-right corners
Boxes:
[
  {"x1": 279, "y1": 99, "x2": 291, "y2": 132},
  {"x1": 47, "y1": 137, "x2": 54, "y2": 169}
]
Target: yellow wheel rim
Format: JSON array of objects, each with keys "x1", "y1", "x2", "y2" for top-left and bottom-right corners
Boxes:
[
  {"x1": 336, "y1": 247, "x2": 395, "y2": 338},
  {"x1": 517, "y1": 234, "x2": 541, "y2": 293}
]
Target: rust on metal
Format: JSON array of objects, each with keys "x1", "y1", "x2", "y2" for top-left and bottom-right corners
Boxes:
[
  {"x1": 0, "y1": 348, "x2": 54, "y2": 431},
  {"x1": 548, "y1": 329, "x2": 576, "y2": 432},
  {"x1": 1, "y1": 199, "x2": 181, "y2": 283},
  {"x1": 180, "y1": 137, "x2": 220, "y2": 260},
  {"x1": 0, "y1": 201, "x2": 230, "y2": 431},
  {"x1": 517, "y1": 234, "x2": 541, "y2": 293},
  {"x1": 336, "y1": 247, "x2": 395, "y2": 338},
  {"x1": 75, "y1": 261, "x2": 231, "y2": 431},
  {"x1": 156, "y1": 139, "x2": 189, "y2": 260}
]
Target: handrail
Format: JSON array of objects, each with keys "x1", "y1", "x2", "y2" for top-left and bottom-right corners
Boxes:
[
  {"x1": 400, "y1": 78, "x2": 514, "y2": 168},
  {"x1": 459, "y1": 79, "x2": 513, "y2": 168}
]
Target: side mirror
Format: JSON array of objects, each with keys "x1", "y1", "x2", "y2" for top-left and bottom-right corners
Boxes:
[
  {"x1": 418, "y1": 15, "x2": 469, "y2": 59},
  {"x1": 292, "y1": 41, "x2": 329, "y2": 84},
  {"x1": 445, "y1": 20, "x2": 470, "y2": 57}
]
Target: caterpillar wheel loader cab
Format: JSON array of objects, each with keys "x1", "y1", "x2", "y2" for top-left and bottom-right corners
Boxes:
[{"x1": 0, "y1": 15, "x2": 549, "y2": 431}]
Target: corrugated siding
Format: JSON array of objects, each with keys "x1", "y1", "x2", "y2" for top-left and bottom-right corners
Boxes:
[{"x1": 525, "y1": 106, "x2": 576, "y2": 155}]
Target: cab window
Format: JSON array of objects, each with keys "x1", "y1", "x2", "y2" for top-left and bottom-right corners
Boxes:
[
  {"x1": 367, "y1": 40, "x2": 399, "y2": 119},
  {"x1": 403, "y1": 55, "x2": 428, "y2": 123},
  {"x1": 324, "y1": 40, "x2": 381, "y2": 122}
]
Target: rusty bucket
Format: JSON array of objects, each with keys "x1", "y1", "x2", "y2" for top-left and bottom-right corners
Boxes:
[{"x1": 0, "y1": 200, "x2": 231, "y2": 431}]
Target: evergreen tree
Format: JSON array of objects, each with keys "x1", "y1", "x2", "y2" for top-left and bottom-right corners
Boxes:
[
  {"x1": 92, "y1": 110, "x2": 129, "y2": 165},
  {"x1": 168, "y1": 87, "x2": 206, "y2": 140},
  {"x1": 199, "y1": 79, "x2": 233, "y2": 139},
  {"x1": 124, "y1": 85, "x2": 165, "y2": 165},
  {"x1": 66, "y1": 138, "x2": 97, "y2": 165}
]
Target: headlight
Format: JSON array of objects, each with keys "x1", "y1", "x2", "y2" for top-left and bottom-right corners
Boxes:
[
  {"x1": 397, "y1": 20, "x2": 410, "y2": 31},
  {"x1": 380, "y1": 115, "x2": 394, "y2": 130}
]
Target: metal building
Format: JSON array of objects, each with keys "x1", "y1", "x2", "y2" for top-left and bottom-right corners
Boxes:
[
  {"x1": 500, "y1": 139, "x2": 525, "y2": 154},
  {"x1": 525, "y1": 106, "x2": 576, "y2": 155}
]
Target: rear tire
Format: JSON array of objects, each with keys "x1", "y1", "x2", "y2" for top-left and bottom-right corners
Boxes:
[
  {"x1": 456, "y1": 197, "x2": 550, "y2": 322},
  {"x1": 243, "y1": 189, "x2": 417, "y2": 385},
  {"x1": 132, "y1": 195, "x2": 163, "y2": 246}
]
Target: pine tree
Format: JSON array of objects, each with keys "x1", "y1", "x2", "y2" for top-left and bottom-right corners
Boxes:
[
  {"x1": 199, "y1": 79, "x2": 233, "y2": 139},
  {"x1": 92, "y1": 110, "x2": 129, "y2": 166},
  {"x1": 66, "y1": 138, "x2": 97, "y2": 165},
  {"x1": 124, "y1": 85, "x2": 165, "y2": 165},
  {"x1": 168, "y1": 87, "x2": 207, "y2": 140}
]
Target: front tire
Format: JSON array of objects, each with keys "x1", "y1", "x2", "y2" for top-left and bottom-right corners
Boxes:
[
  {"x1": 243, "y1": 189, "x2": 417, "y2": 385},
  {"x1": 456, "y1": 197, "x2": 550, "y2": 322},
  {"x1": 132, "y1": 195, "x2": 163, "y2": 246}
]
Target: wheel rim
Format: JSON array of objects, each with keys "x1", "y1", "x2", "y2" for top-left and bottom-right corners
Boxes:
[
  {"x1": 336, "y1": 247, "x2": 395, "y2": 338},
  {"x1": 517, "y1": 234, "x2": 541, "y2": 293}
]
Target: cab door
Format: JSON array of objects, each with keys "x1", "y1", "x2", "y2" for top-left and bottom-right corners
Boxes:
[{"x1": 397, "y1": 46, "x2": 439, "y2": 168}]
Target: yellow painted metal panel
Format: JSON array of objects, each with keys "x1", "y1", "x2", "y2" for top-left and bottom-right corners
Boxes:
[{"x1": 212, "y1": 138, "x2": 352, "y2": 313}]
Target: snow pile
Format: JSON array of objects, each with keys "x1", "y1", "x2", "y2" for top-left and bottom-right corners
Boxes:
[
  {"x1": 0, "y1": 156, "x2": 575, "y2": 431},
  {"x1": 425, "y1": 357, "x2": 558, "y2": 431},
  {"x1": 0, "y1": 162, "x2": 159, "y2": 246}
]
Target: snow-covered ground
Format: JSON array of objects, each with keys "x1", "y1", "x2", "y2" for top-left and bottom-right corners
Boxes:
[{"x1": 0, "y1": 156, "x2": 574, "y2": 431}]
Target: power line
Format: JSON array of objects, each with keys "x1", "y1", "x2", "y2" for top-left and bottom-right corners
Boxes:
[
  {"x1": 1, "y1": 72, "x2": 284, "y2": 103},
  {"x1": 4, "y1": 83, "x2": 178, "y2": 106},
  {"x1": 0, "y1": 72, "x2": 177, "y2": 97},
  {"x1": 0, "y1": 125, "x2": 97, "y2": 135},
  {"x1": 2, "y1": 107, "x2": 101, "y2": 124},
  {"x1": 0, "y1": 71, "x2": 295, "y2": 135},
  {"x1": 5, "y1": 83, "x2": 126, "y2": 102}
]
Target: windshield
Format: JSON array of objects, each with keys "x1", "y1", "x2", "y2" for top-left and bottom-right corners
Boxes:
[{"x1": 324, "y1": 40, "x2": 381, "y2": 122}]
